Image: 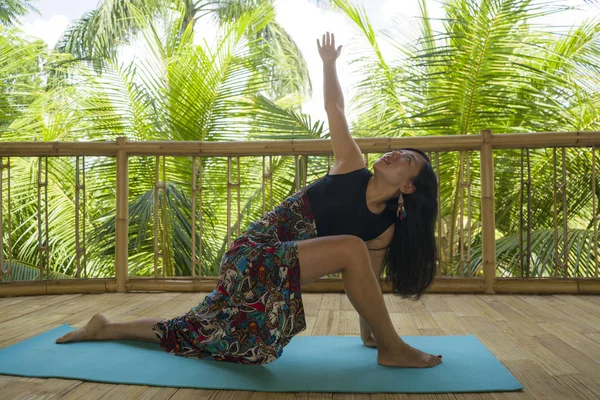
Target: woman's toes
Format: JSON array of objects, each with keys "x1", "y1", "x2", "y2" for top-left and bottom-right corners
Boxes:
[{"x1": 56, "y1": 331, "x2": 79, "y2": 344}]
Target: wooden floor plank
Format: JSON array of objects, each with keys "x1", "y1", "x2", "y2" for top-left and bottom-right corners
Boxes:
[
  {"x1": 0, "y1": 293, "x2": 598, "y2": 400},
  {"x1": 458, "y1": 317, "x2": 528, "y2": 361},
  {"x1": 430, "y1": 312, "x2": 472, "y2": 336},
  {"x1": 0, "y1": 294, "x2": 82, "y2": 323},
  {"x1": 585, "y1": 332, "x2": 600, "y2": 343},
  {"x1": 482, "y1": 300, "x2": 548, "y2": 338},
  {"x1": 320, "y1": 294, "x2": 341, "y2": 311},
  {"x1": 551, "y1": 295, "x2": 600, "y2": 318},
  {"x1": 390, "y1": 312, "x2": 420, "y2": 336},
  {"x1": 422, "y1": 294, "x2": 453, "y2": 313},
  {"x1": 516, "y1": 295, "x2": 589, "y2": 329},
  {"x1": 470, "y1": 296, "x2": 509, "y2": 323},
  {"x1": 0, "y1": 376, "x2": 82, "y2": 399},
  {"x1": 491, "y1": 390, "x2": 536, "y2": 400},
  {"x1": 550, "y1": 374, "x2": 600, "y2": 400},
  {"x1": 535, "y1": 295, "x2": 600, "y2": 334},
  {"x1": 501, "y1": 360, "x2": 580, "y2": 400},
  {"x1": 535, "y1": 335, "x2": 600, "y2": 382},
  {"x1": 410, "y1": 301, "x2": 441, "y2": 331},
  {"x1": 500, "y1": 334, "x2": 579, "y2": 376},
  {"x1": 537, "y1": 322, "x2": 600, "y2": 361},
  {"x1": 313, "y1": 310, "x2": 338, "y2": 336},
  {"x1": 445, "y1": 295, "x2": 485, "y2": 318},
  {"x1": 495, "y1": 297, "x2": 546, "y2": 324},
  {"x1": 137, "y1": 386, "x2": 179, "y2": 399}
]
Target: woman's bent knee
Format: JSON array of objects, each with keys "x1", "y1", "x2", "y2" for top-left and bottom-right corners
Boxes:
[{"x1": 296, "y1": 235, "x2": 368, "y2": 285}]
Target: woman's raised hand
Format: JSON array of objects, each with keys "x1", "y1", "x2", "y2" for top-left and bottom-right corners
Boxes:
[{"x1": 317, "y1": 32, "x2": 343, "y2": 63}]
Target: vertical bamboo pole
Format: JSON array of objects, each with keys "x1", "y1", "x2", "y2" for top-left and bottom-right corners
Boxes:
[
  {"x1": 226, "y1": 157, "x2": 232, "y2": 249},
  {"x1": 592, "y1": 146, "x2": 600, "y2": 278},
  {"x1": 237, "y1": 157, "x2": 241, "y2": 237},
  {"x1": 295, "y1": 155, "x2": 300, "y2": 192},
  {"x1": 480, "y1": 130, "x2": 496, "y2": 293},
  {"x1": 5, "y1": 157, "x2": 10, "y2": 282},
  {"x1": 0, "y1": 158, "x2": 4, "y2": 281},
  {"x1": 161, "y1": 156, "x2": 168, "y2": 277},
  {"x1": 592, "y1": 146, "x2": 599, "y2": 278},
  {"x1": 262, "y1": 157, "x2": 266, "y2": 215},
  {"x1": 37, "y1": 157, "x2": 49, "y2": 280},
  {"x1": 115, "y1": 137, "x2": 129, "y2": 292},
  {"x1": 459, "y1": 151, "x2": 465, "y2": 275},
  {"x1": 191, "y1": 156, "x2": 199, "y2": 277},
  {"x1": 435, "y1": 152, "x2": 442, "y2": 275}
]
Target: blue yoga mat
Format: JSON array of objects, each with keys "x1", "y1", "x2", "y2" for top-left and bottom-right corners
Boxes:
[{"x1": 0, "y1": 324, "x2": 522, "y2": 393}]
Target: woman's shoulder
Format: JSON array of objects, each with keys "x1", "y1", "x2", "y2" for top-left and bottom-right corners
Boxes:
[{"x1": 327, "y1": 162, "x2": 370, "y2": 176}]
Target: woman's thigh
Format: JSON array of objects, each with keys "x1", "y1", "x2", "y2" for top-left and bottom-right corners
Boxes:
[{"x1": 296, "y1": 235, "x2": 368, "y2": 286}]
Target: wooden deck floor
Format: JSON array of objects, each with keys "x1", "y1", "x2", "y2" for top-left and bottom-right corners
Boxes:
[{"x1": 0, "y1": 292, "x2": 599, "y2": 399}]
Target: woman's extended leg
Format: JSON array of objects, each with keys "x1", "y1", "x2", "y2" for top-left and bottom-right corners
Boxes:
[
  {"x1": 296, "y1": 235, "x2": 441, "y2": 368},
  {"x1": 56, "y1": 313, "x2": 161, "y2": 344}
]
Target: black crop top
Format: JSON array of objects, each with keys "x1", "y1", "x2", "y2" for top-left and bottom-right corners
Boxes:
[{"x1": 305, "y1": 167, "x2": 396, "y2": 242}]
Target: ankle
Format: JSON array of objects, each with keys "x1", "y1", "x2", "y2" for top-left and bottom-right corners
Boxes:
[
  {"x1": 378, "y1": 337, "x2": 408, "y2": 353},
  {"x1": 90, "y1": 322, "x2": 110, "y2": 340}
]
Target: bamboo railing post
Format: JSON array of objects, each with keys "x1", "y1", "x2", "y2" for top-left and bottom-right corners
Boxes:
[
  {"x1": 115, "y1": 137, "x2": 129, "y2": 292},
  {"x1": 480, "y1": 130, "x2": 496, "y2": 293}
]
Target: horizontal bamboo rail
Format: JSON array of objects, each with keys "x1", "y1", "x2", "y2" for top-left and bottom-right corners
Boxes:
[
  {"x1": 0, "y1": 131, "x2": 599, "y2": 157},
  {"x1": 1, "y1": 277, "x2": 598, "y2": 296},
  {"x1": 1, "y1": 131, "x2": 599, "y2": 297}
]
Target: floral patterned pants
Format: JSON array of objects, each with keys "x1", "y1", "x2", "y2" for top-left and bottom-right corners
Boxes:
[{"x1": 152, "y1": 187, "x2": 318, "y2": 364}]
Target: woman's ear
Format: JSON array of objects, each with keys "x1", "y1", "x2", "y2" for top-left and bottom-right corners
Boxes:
[{"x1": 402, "y1": 183, "x2": 416, "y2": 195}]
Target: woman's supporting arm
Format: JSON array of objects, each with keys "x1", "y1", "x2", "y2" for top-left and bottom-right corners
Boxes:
[{"x1": 360, "y1": 248, "x2": 387, "y2": 346}]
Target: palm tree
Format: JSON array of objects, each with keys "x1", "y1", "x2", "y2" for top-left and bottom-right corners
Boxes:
[
  {"x1": 331, "y1": 0, "x2": 600, "y2": 278},
  {"x1": 0, "y1": 0, "x2": 37, "y2": 27},
  {"x1": 3, "y1": 0, "x2": 599, "y2": 280},
  {"x1": 52, "y1": 0, "x2": 326, "y2": 99},
  {"x1": 2, "y1": 2, "x2": 326, "y2": 280}
]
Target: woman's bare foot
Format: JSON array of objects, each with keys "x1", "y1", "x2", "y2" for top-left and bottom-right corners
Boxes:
[
  {"x1": 56, "y1": 313, "x2": 109, "y2": 343},
  {"x1": 377, "y1": 342, "x2": 442, "y2": 368}
]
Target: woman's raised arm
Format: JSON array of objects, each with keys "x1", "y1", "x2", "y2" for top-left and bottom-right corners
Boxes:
[{"x1": 317, "y1": 32, "x2": 363, "y2": 168}]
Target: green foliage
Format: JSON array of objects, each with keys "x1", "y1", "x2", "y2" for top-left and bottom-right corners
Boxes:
[
  {"x1": 1, "y1": 0, "x2": 599, "y2": 280},
  {"x1": 0, "y1": 0, "x2": 38, "y2": 27},
  {"x1": 334, "y1": 0, "x2": 600, "y2": 277},
  {"x1": 0, "y1": 26, "x2": 46, "y2": 129},
  {"x1": 1, "y1": 0, "x2": 325, "y2": 280}
]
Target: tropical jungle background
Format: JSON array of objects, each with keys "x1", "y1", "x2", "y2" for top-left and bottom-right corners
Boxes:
[{"x1": 1, "y1": 0, "x2": 599, "y2": 281}]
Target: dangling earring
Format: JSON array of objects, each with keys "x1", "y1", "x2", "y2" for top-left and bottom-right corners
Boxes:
[{"x1": 397, "y1": 193, "x2": 407, "y2": 220}]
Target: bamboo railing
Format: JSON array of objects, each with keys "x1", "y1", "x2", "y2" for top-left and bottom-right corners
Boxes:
[{"x1": 0, "y1": 130, "x2": 599, "y2": 297}]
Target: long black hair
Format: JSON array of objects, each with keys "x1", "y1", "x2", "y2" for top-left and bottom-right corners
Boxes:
[{"x1": 380, "y1": 148, "x2": 438, "y2": 301}]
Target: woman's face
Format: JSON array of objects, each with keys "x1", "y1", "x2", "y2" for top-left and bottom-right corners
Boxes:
[{"x1": 374, "y1": 150, "x2": 425, "y2": 189}]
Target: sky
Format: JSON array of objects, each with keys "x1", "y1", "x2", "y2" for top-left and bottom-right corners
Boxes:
[{"x1": 18, "y1": 0, "x2": 596, "y2": 125}]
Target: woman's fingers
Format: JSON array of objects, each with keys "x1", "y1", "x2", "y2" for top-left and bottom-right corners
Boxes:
[{"x1": 317, "y1": 32, "x2": 339, "y2": 49}]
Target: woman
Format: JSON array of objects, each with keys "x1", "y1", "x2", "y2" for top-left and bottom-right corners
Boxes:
[{"x1": 56, "y1": 32, "x2": 442, "y2": 368}]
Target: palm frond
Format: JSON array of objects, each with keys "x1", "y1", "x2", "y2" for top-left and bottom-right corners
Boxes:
[
  {"x1": 464, "y1": 228, "x2": 600, "y2": 278},
  {"x1": 0, "y1": 0, "x2": 38, "y2": 27},
  {"x1": 3, "y1": 260, "x2": 70, "y2": 281}
]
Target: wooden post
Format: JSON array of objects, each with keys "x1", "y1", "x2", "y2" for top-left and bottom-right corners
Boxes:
[
  {"x1": 480, "y1": 130, "x2": 496, "y2": 294},
  {"x1": 115, "y1": 137, "x2": 129, "y2": 292}
]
